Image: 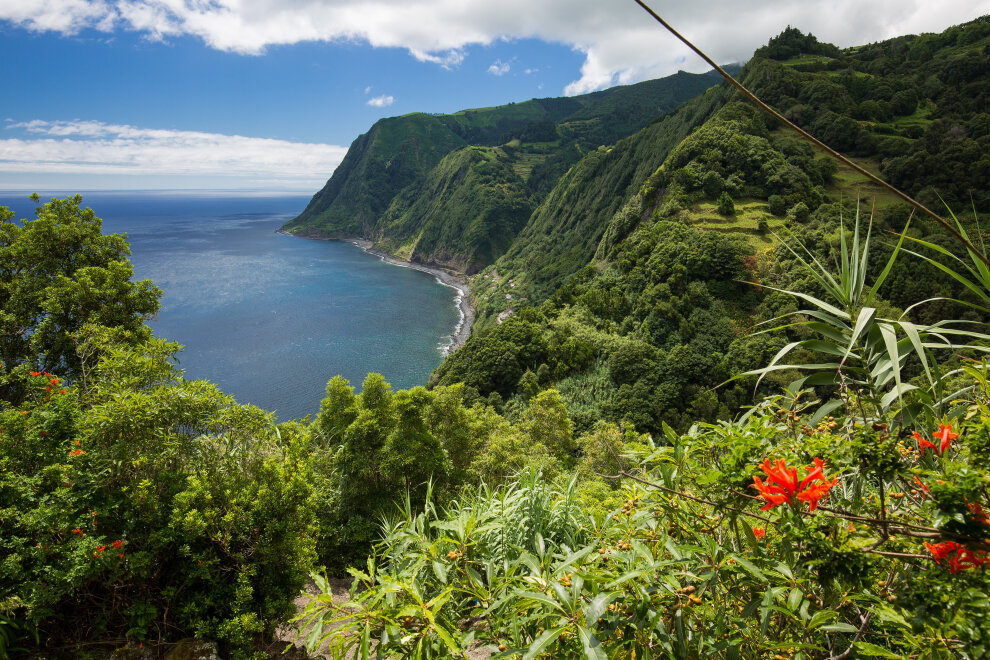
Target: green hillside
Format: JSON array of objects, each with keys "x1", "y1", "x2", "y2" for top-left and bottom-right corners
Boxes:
[
  {"x1": 281, "y1": 69, "x2": 727, "y2": 272},
  {"x1": 375, "y1": 146, "x2": 534, "y2": 272},
  {"x1": 437, "y1": 17, "x2": 990, "y2": 437}
]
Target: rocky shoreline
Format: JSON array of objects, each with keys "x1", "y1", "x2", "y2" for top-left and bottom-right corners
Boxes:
[{"x1": 276, "y1": 230, "x2": 474, "y2": 353}]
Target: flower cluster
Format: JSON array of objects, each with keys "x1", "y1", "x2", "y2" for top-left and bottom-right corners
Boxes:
[
  {"x1": 29, "y1": 370, "x2": 68, "y2": 396},
  {"x1": 925, "y1": 541, "x2": 988, "y2": 574},
  {"x1": 912, "y1": 424, "x2": 958, "y2": 458},
  {"x1": 752, "y1": 457, "x2": 838, "y2": 512}
]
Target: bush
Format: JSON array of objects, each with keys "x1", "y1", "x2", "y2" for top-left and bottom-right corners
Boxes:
[
  {"x1": 0, "y1": 340, "x2": 316, "y2": 656},
  {"x1": 768, "y1": 194, "x2": 786, "y2": 216},
  {"x1": 717, "y1": 191, "x2": 736, "y2": 216},
  {"x1": 787, "y1": 201, "x2": 810, "y2": 222}
]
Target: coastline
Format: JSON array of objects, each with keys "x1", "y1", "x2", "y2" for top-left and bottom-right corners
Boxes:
[{"x1": 277, "y1": 230, "x2": 474, "y2": 354}]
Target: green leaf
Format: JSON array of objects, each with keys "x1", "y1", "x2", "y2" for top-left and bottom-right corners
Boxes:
[
  {"x1": 821, "y1": 622, "x2": 858, "y2": 633},
  {"x1": 577, "y1": 626, "x2": 608, "y2": 660},
  {"x1": 360, "y1": 622, "x2": 371, "y2": 660},
  {"x1": 809, "y1": 609, "x2": 837, "y2": 629},
  {"x1": 584, "y1": 592, "x2": 614, "y2": 626},
  {"x1": 523, "y1": 626, "x2": 566, "y2": 660},
  {"x1": 728, "y1": 554, "x2": 767, "y2": 582},
  {"x1": 855, "y1": 641, "x2": 903, "y2": 658}
]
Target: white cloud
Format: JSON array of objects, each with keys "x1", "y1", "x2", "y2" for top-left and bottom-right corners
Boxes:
[
  {"x1": 487, "y1": 58, "x2": 510, "y2": 76},
  {"x1": 364, "y1": 85, "x2": 372, "y2": 94},
  {"x1": 366, "y1": 94, "x2": 394, "y2": 107},
  {"x1": 0, "y1": 119, "x2": 346, "y2": 189},
  {"x1": 2, "y1": 0, "x2": 989, "y2": 94},
  {"x1": 524, "y1": 68, "x2": 538, "y2": 75}
]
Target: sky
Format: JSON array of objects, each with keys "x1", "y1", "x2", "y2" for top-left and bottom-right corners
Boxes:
[{"x1": 1, "y1": 0, "x2": 988, "y2": 192}]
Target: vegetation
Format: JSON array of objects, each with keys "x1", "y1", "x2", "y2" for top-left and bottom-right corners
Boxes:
[
  {"x1": 5, "y1": 15, "x2": 990, "y2": 660},
  {"x1": 282, "y1": 69, "x2": 727, "y2": 273}
]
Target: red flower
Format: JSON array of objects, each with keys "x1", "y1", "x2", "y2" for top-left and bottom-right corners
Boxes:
[
  {"x1": 968, "y1": 502, "x2": 990, "y2": 526},
  {"x1": 29, "y1": 371, "x2": 41, "y2": 377},
  {"x1": 118, "y1": 553, "x2": 125, "y2": 559},
  {"x1": 753, "y1": 527, "x2": 766, "y2": 539},
  {"x1": 936, "y1": 424, "x2": 958, "y2": 453},
  {"x1": 914, "y1": 424, "x2": 959, "y2": 457},
  {"x1": 752, "y1": 457, "x2": 838, "y2": 512},
  {"x1": 912, "y1": 431, "x2": 936, "y2": 457},
  {"x1": 111, "y1": 539, "x2": 124, "y2": 549},
  {"x1": 69, "y1": 448, "x2": 85, "y2": 456},
  {"x1": 72, "y1": 528, "x2": 84, "y2": 536},
  {"x1": 925, "y1": 541, "x2": 988, "y2": 573}
]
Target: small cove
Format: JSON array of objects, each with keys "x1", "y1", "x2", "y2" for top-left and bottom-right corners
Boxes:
[{"x1": 1, "y1": 191, "x2": 463, "y2": 421}]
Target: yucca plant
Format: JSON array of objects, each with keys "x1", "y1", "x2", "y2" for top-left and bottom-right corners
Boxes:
[{"x1": 741, "y1": 208, "x2": 990, "y2": 426}]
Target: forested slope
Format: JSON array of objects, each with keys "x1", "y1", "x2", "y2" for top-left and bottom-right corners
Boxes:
[
  {"x1": 281, "y1": 69, "x2": 727, "y2": 272},
  {"x1": 436, "y1": 18, "x2": 990, "y2": 438}
]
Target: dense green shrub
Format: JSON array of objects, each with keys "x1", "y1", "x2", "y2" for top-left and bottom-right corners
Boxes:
[
  {"x1": 0, "y1": 339, "x2": 316, "y2": 656},
  {"x1": 0, "y1": 199, "x2": 317, "y2": 656}
]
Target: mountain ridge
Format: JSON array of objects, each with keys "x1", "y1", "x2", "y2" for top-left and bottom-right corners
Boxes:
[{"x1": 281, "y1": 68, "x2": 732, "y2": 273}]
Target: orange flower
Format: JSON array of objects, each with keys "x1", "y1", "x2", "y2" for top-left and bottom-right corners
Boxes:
[
  {"x1": 936, "y1": 424, "x2": 958, "y2": 453},
  {"x1": 753, "y1": 527, "x2": 766, "y2": 539},
  {"x1": 72, "y1": 528, "x2": 84, "y2": 536},
  {"x1": 753, "y1": 457, "x2": 837, "y2": 512},
  {"x1": 111, "y1": 539, "x2": 125, "y2": 549},
  {"x1": 925, "y1": 541, "x2": 987, "y2": 573},
  {"x1": 914, "y1": 424, "x2": 959, "y2": 457},
  {"x1": 912, "y1": 431, "x2": 936, "y2": 457},
  {"x1": 30, "y1": 371, "x2": 41, "y2": 377},
  {"x1": 968, "y1": 502, "x2": 990, "y2": 526}
]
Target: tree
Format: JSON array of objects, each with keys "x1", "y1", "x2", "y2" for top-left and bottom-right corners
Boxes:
[
  {"x1": 0, "y1": 196, "x2": 160, "y2": 403},
  {"x1": 717, "y1": 191, "x2": 736, "y2": 216},
  {"x1": 787, "y1": 201, "x2": 810, "y2": 223},
  {"x1": 768, "y1": 194, "x2": 787, "y2": 216}
]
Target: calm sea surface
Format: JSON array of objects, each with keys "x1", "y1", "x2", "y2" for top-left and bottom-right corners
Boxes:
[{"x1": 1, "y1": 191, "x2": 461, "y2": 421}]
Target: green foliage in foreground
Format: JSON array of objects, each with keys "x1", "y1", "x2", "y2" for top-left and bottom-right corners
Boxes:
[
  {"x1": 299, "y1": 386, "x2": 990, "y2": 658},
  {"x1": 0, "y1": 334, "x2": 316, "y2": 656},
  {"x1": 298, "y1": 205, "x2": 990, "y2": 658}
]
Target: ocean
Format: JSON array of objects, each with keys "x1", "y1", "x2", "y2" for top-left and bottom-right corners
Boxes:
[{"x1": 1, "y1": 191, "x2": 462, "y2": 421}]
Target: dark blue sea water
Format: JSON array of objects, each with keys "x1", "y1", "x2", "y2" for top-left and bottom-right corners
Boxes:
[{"x1": 0, "y1": 191, "x2": 461, "y2": 421}]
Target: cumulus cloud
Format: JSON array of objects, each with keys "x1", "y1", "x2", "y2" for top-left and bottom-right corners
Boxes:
[
  {"x1": 487, "y1": 58, "x2": 510, "y2": 76},
  {"x1": 0, "y1": 119, "x2": 346, "y2": 188},
  {"x1": 366, "y1": 94, "x2": 394, "y2": 107},
  {"x1": 2, "y1": 0, "x2": 989, "y2": 94}
]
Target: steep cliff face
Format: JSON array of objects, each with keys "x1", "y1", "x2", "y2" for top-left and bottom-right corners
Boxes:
[
  {"x1": 374, "y1": 147, "x2": 534, "y2": 274},
  {"x1": 281, "y1": 69, "x2": 727, "y2": 273}
]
